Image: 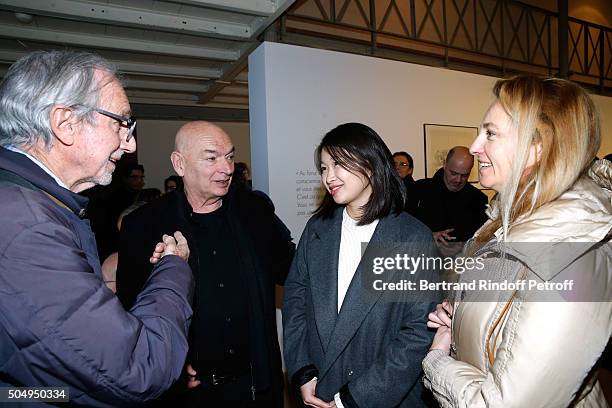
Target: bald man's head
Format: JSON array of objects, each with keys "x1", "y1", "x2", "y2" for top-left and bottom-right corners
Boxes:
[
  {"x1": 443, "y1": 146, "x2": 474, "y2": 192},
  {"x1": 170, "y1": 121, "x2": 235, "y2": 209},
  {"x1": 174, "y1": 121, "x2": 230, "y2": 152}
]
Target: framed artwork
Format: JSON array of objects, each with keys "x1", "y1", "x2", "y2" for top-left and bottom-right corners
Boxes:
[{"x1": 423, "y1": 123, "x2": 495, "y2": 199}]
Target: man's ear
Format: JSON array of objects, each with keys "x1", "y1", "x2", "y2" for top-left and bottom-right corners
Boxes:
[
  {"x1": 49, "y1": 105, "x2": 76, "y2": 146},
  {"x1": 171, "y1": 151, "x2": 185, "y2": 176}
]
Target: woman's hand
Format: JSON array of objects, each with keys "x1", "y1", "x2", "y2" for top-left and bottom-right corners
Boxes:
[
  {"x1": 428, "y1": 301, "x2": 453, "y2": 354},
  {"x1": 300, "y1": 378, "x2": 335, "y2": 408},
  {"x1": 430, "y1": 326, "x2": 452, "y2": 354},
  {"x1": 427, "y1": 300, "x2": 453, "y2": 329}
]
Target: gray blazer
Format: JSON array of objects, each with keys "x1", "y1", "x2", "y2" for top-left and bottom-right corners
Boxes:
[{"x1": 283, "y1": 208, "x2": 440, "y2": 407}]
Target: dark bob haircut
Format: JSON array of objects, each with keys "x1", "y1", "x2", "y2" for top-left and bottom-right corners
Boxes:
[{"x1": 313, "y1": 122, "x2": 406, "y2": 225}]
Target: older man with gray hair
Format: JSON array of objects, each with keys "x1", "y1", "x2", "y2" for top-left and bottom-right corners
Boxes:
[{"x1": 0, "y1": 50, "x2": 194, "y2": 406}]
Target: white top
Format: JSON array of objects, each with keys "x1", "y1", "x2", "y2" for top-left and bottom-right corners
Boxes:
[{"x1": 337, "y1": 208, "x2": 379, "y2": 313}]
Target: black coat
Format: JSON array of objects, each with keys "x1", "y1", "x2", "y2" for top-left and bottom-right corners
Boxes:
[
  {"x1": 116, "y1": 188, "x2": 295, "y2": 395},
  {"x1": 405, "y1": 168, "x2": 488, "y2": 242}
]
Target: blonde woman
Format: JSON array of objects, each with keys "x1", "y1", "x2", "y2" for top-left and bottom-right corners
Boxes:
[{"x1": 423, "y1": 76, "x2": 612, "y2": 407}]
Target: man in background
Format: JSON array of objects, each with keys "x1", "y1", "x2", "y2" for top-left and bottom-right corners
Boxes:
[
  {"x1": 393, "y1": 151, "x2": 416, "y2": 203},
  {"x1": 124, "y1": 163, "x2": 145, "y2": 193},
  {"x1": 406, "y1": 146, "x2": 488, "y2": 255},
  {"x1": 393, "y1": 151, "x2": 415, "y2": 185},
  {"x1": 88, "y1": 162, "x2": 147, "y2": 260},
  {"x1": 164, "y1": 174, "x2": 183, "y2": 193}
]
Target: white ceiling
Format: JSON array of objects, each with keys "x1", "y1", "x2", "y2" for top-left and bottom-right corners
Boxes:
[{"x1": 0, "y1": 0, "x2": 296, "y2": 118}]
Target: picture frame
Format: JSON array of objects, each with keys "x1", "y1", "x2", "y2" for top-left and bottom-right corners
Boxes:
[{"x1": 423, "y1": 124, "x2": 479, "y2": 181}]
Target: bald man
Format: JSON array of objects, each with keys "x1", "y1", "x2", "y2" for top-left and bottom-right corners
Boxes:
[
  {"x1": 116, "y1": 121, "x2": 295, "y2": 407},
  {"x1": 406, "y1": 146, "x2": 488, "y2": 254}
]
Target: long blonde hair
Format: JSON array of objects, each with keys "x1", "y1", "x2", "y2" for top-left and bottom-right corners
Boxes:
[{"x1": 477, "y1": 76, "x2": 601, "y2": 242}]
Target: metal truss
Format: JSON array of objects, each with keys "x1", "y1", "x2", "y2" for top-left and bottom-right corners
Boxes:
[{"x1": 281, "y1": 0, "x2": 611, "y2": 93}]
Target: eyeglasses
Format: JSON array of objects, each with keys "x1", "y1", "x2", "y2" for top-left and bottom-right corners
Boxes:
[
  {"x1": 93, "y1": 108, "x2": 136, "y2": 142},
  {"x1": 395, "y1": 162, "x2": 411, "y2": 167}
]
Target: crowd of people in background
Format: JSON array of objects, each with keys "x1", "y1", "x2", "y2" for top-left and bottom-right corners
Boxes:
[{"x1": 0, "y1": 49, "x2": 610, "y2": 408}]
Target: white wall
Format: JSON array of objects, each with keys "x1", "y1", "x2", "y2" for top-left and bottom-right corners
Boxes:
[
  {"x1": 249, "y1": 42, "x2": 498, "y2": 240},
  {"x1": 132, "y1": 42, "x2": 611, "y2": 233},
  {"x1": 249, "y1": 42, "x2": 612, "y2": 241},
  {"x1": 135, "y1": 120, "x2": 250, "y2": 191}
]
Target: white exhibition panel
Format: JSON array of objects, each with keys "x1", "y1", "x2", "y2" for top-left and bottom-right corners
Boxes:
[
  {"x1": 249, "y1": 42, "x2": 612, "y2": 240},
  {"x1": 248, "y1": 42, "x2": 499, "y2": 240}
]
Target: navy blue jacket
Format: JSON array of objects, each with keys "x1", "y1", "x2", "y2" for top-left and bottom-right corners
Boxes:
[{"x1": 0, "y1": 147, "x2": 194, "y2": 406}]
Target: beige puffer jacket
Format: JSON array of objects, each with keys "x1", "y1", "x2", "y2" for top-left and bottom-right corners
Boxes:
[{"x1": 423, "y1": 160, "x2": 612, "y2": 408}]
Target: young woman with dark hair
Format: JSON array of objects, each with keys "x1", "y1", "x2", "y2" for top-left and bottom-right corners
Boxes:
[
  {"x1": 313, "y1": 122, "x2": 406, "y2": 224},
  {"x1": 283, "y1": 122, "x2": 439, "y2": 408}
]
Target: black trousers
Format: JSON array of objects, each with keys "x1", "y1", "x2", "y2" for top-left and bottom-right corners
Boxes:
[{"x1": 186, "y1": 373, "x2": 283, "y2": 408}]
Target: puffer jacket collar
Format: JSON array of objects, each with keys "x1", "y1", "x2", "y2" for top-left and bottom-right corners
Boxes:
[{"x1": 476, "y1": 160, "x2": 611, "y2": 280}]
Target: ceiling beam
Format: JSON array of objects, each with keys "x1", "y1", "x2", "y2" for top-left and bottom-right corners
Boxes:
[
  {"x1": 198, "y1": 0, "x2": 296, "y2": 103},
  {"x1": 0, "y1": 0, "x2": 253, "y2": 40},
  {"x1": 124, "y1": 78, "x2": 210, "y2": 93},
  {"x1": 170, "y1": 0, "x2": 277, "y2": 16},
  {"x1": 248, "y1": 0, "x2": 297, "y2": 39},
  {"x1": 0, "y1": 49, "x2": 23, "y2": 65},
  {"x1": 0, "y1": 49, "x2": 222, "y2": 79},
  {"x1": 113, "y1": 61, "x2": 221, "y2": 80},
  {"x1": 0, "y1": 25, "x2": 239, "y2": 60},
  {"x1": 126, "y1": 90, "x2": 199, "y2": 101},
  {"x1": 199, "y1": 47, "x2": 252, "y2": 103},
  {"x1": 127, "y1": 97, "x2": 198, "y2": 105},
  {"x1": 211, "y1": 95, "x2": 249, "y2": 104},
  {"x1": 132, "y1": 103, "x2": 248, "y2": 121},
  {"x1": 217, "y1": 86, "x2": 249, "y2": 96}
]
